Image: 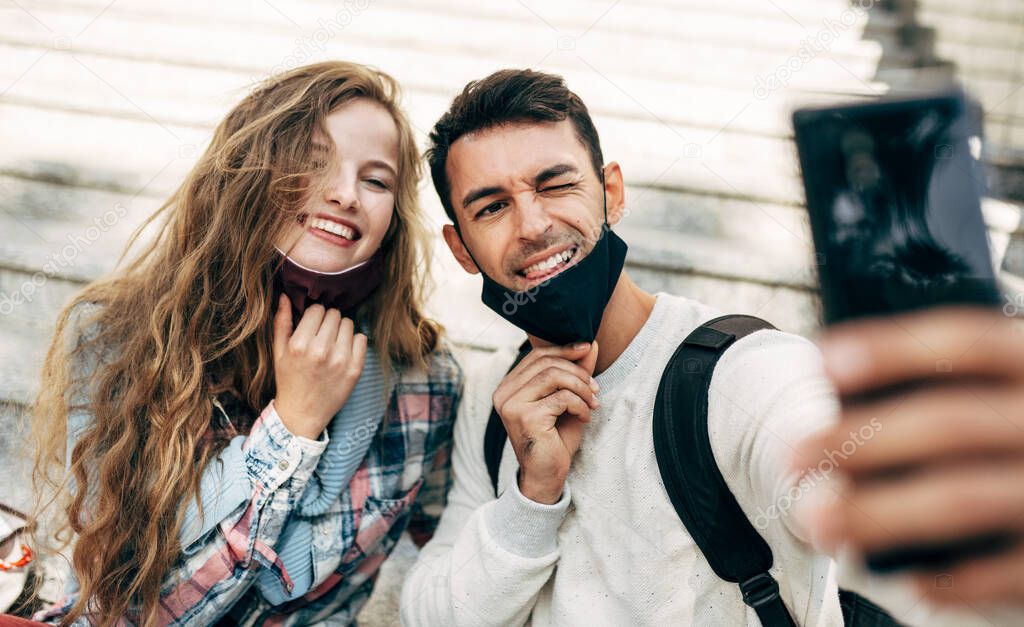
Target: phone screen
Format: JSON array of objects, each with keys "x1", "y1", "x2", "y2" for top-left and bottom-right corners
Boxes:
[{"x1": 793, "y1": 91, "x2": 1000, "y2": 326}]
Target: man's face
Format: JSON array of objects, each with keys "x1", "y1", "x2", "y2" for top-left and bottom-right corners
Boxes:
[{"x1": 442, "y1": 120, "x2": 623, "y2": 292}]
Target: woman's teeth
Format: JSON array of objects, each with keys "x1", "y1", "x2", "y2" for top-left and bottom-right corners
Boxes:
[
  {"x1": 309, "y1": 217, "x2": 358, "y2": 240},
  {"x1": 522, "y1": 247, "x2": 576, "y2": 276}
]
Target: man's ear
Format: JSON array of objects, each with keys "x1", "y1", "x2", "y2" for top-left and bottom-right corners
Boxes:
[
  {"x1": 442, "y1": 223, "x2": 480, "y2": 274},
  {"x1": 602, "y1": 162, "x2": 626, "y2": 226}
]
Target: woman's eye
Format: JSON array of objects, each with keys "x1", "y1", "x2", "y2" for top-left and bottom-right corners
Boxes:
[{"x1": 366, "y1": 178, "x2": 390, "y2": 190}]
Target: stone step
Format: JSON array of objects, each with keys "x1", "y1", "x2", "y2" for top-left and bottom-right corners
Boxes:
[
  {"x1": 0, "y1": 95, "x2": 811, "y2": 209},
  {"x1": 0, "y1": 41, "x2": 874, "y2": 150},
  {"x1": 0, "y1": 39, "x2": 888, "y2": 143},
  {"x1": 46, "y1": 0, "x2": 1024, "y2": 53},
  {"x1": 0, "y1": 4, "x2": 895, "y2": 98},
  {"x1": 916, "y1": 0, "x2": 1024, "y2": 22},
  {"x1": 921, "y1": 10, "x2": 1024, "y2": 49},
  {"x1": 33, "y1": 0, "x2": 915, "y2": 68}
]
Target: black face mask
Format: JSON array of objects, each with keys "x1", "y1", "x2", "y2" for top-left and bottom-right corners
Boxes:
[{"x1": 458, "y1": 185, "x2": 628, "y2": 346}]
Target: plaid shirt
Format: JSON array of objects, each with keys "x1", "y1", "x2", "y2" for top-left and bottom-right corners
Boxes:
[{"x1": 36, "y1": 345, "x2": 463, "y2": 626}]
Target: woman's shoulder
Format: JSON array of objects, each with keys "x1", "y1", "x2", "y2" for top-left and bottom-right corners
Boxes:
[{"x1": 395, "y1": 337, "x2": 464, "y2": 397}]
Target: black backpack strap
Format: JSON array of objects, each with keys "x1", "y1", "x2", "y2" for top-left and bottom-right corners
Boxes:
[
  {"x1": 485, "y1": 340, "x2": 533, "y2": 496},
  {"x1": 653, "y1": 315, "x2": 902, "y2": 627},
  {"x1": 652, "y1": 314, "x2": 797, "y2": 626}
]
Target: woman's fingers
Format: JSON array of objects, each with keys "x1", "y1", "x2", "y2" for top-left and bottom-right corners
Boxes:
[
  {"x1": 272, "y1": 294, "x2": 292, "y2": 356},
  {"x1": 349, "y1": 332, "x2": 368, "y2": 380},
  {"x1": 310, "y1": 308, "x2": 342, "y2": 359},
  {"x1": 293, "y1": 303, "x2": 327, "y2": 345}
]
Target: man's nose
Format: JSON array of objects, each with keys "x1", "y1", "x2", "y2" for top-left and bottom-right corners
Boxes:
[{"x1": 516, "y1": 195, "x2": 554, "y2": 240}]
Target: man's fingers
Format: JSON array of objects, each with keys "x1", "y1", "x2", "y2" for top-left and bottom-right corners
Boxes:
[
  {"x1": 819, "y1": 307, "x2": 1023, "y2": 396},
  {"x1": 793, "y1": 383, "x2": 1024, "y2": 475},
  {"x1": 495, "y1": 355, "x2": 599, "y2": 410},
  {"x1": 575, "y1": 341, "x2": 599, "y2": 376},
  {"x1": 818, "y1": 459, "x2": 1024, "y2": 553},
  {"x1": 541, "y1": 389, "x2": 592, "y2": 423},
  {"x1": 517, "y1": 343, "x2": 594, "y2": 371},
  {"x1": 519, "y1": 367, "x2": 599, "y2": 410},
  {"x1": 513, "y1": 356, "x2": 598, "y2": 391},
  {"x1": 273, "y1": 294, "x2": 292, "y2": 356},
  {"x1": 913, "y1": 539, "x2": 1024, "y2": 605},
  {"x1": 557, "y1": 412, "x2": 587, "y2": 457}
]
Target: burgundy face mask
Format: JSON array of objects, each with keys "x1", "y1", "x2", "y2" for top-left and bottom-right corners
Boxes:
[{"x1": 272, "y1": 247, "x2": 386, "y2": 324}]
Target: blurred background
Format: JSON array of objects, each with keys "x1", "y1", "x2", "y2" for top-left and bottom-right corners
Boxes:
[{"x1": 0, "y1": 0, "x2": 1022, "y2": 622}]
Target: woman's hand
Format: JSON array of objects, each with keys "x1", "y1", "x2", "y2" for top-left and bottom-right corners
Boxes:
[{"x1": 272, "y1": 294, "x2": 367, "y2": 439}]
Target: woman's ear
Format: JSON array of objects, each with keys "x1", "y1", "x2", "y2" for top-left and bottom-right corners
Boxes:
[
  {"x1": 442, "y1": 224, "x2": 480, "y2": 274},
  {"x1": 602, "y1": 162, "x2": 626, "y2": 226}
]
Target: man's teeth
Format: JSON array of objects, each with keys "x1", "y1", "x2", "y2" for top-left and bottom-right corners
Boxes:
[
  {"x1": 523, "y1": 248, "x2": 575, "y2": 276},
  {"x1": 309, "y1": 217, "x2": 357, "y2": 240}
]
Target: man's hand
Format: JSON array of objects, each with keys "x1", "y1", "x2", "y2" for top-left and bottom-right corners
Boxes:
[
  {"x1": 792, "y1": 306, "x2": 1024, "y2": 605},
  {"x1": 492, "y1": 341, "x2": 600, "y2": 504}
]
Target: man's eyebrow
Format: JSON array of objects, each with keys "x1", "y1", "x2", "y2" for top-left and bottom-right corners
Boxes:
[
  {"x1": 461, "y1": 185, "x2": 504, "y2": 210},
  {"x1": 534, "y1": 163, "x2": 579, "y2": 186},
  {"x1": 460, "y1": 163, "x2": 580, "y2": 212}
]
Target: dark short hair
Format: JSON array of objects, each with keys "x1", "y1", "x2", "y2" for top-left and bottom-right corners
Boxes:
[{"x1": 426, "y1": 69, "x2": 605, "y2": 227}]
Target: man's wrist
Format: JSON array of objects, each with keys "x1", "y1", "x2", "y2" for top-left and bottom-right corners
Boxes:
[
  {"x1": 518, "y1": 471, "x2": 566, "y2": 505},
  {"x1": 485, "y1": 473, "x2": 572, "y2": 559}
]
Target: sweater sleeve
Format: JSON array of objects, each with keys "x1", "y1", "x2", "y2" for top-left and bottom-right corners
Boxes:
[
  {"x1": 400, "y1": 348, "x2": 569, "y2": 627},
  {"x1": 706, "y1": 329, "x2": 839, "y2": 544}
]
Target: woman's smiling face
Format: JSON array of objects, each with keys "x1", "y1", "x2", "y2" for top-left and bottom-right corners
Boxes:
[{"x1": 278, "y1": 97, "x2": 400, "y2": 272}]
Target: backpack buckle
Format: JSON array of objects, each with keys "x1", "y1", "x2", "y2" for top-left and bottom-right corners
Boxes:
[{"x1": 739, "y1": 572, "x2": 781, "y2": 609}]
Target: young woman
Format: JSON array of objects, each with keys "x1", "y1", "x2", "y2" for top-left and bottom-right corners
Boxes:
[{"x1": 26, "y1": 61, "x2": 462, "y2": 626}]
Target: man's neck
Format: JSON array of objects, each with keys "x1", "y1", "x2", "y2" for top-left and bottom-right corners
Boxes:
[{"x1": 529, "y1": 272, "x2": 656, "y2": 375}]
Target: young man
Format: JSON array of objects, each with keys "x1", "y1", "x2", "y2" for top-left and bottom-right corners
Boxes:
[{"x1": 399, "y1": 68, "x2": 845, "y2": 626}]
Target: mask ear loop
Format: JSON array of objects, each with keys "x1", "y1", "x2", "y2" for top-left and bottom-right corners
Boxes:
[{"x1": 601, "y1": 167, "x2": 608, "y2": 227}]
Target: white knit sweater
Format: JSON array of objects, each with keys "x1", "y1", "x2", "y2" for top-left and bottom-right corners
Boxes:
[{"x1": 399, "y1": 292, "x2": 1014, "y2": 626}]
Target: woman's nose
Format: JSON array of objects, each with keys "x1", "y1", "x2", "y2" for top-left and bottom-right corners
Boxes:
[{"x1": 323, "y1": 174, "x2": 359, "y2": 210}]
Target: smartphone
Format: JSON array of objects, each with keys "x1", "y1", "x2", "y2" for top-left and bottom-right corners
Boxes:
[
  {"x1": 793, "y1": 91, "x2": 1006, "y2": 573},
  {"x1": 794, "y1": 90, "x2": 1001, "y2": 325}
]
